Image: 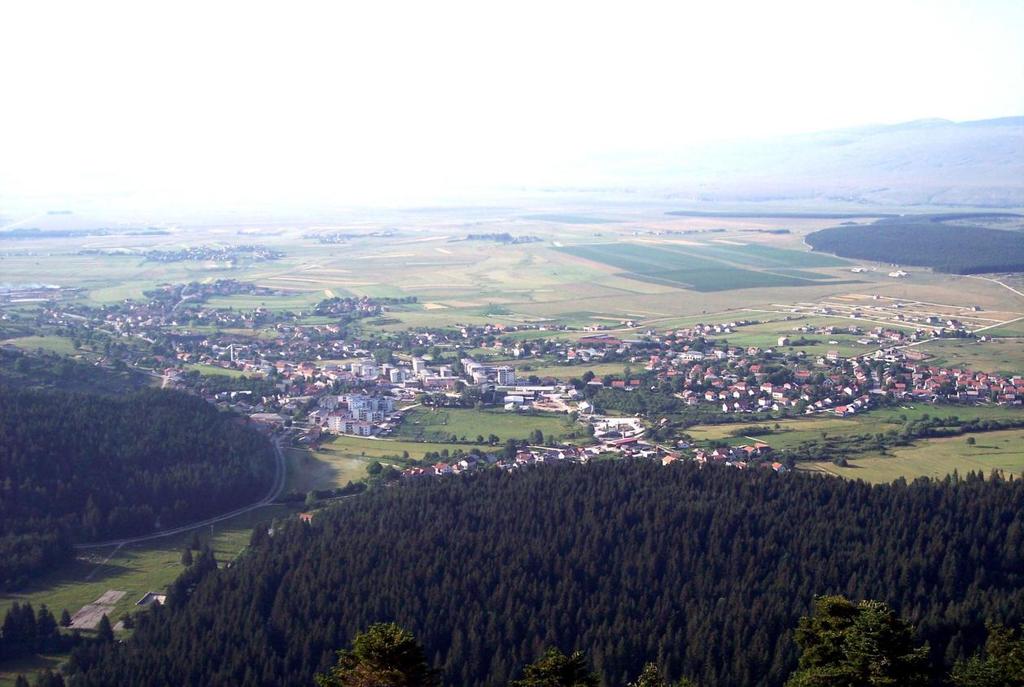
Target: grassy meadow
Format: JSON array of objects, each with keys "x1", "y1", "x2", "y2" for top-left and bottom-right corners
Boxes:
[
  {"x1": 802, "y1": 428, "x2": 1024, "y2": 483},
  {"x1": 395, "y1": 407, "x2": 575, "y2": 443}
]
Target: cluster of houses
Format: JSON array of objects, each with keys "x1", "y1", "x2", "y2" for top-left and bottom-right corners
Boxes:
[{"x1": 682, "y1": 442, "x2": 787, "y2": 473}]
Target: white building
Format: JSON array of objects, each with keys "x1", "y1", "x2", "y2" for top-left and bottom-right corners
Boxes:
[{"x1": 496, "y1": 366, "x2": 516, "y2": 386}]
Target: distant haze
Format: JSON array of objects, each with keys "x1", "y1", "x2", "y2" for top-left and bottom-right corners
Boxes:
[{"x1": 0, "y1": 0, "x2": 1022, "y2": 214}]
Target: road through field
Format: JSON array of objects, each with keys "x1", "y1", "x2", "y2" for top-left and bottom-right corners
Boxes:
[
  {"x1": 965, "y1": 275, "x2": 1024, "y2": 301},
  {"x1": 75, "y1": 437, "x2": 287, "y2": 549}
]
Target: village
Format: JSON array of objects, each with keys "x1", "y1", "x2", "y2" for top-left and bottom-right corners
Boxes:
[{"x1": 10, "y1": 278, "x2": 1023, "y2": 483}]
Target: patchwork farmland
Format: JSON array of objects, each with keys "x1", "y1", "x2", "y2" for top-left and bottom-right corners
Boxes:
[{"x1": 557, "y1": 242, "x2": 855, "y2": 292}]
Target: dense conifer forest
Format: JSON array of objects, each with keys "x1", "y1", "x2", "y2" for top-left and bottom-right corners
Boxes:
[
  {"x1": 68, "y1": 462, "x2": 1023, "y2": 687},
  {"x1": 806, "y1": 215, "x2": 1024, "y2": 273},
  {"x1": 0, "y1": 385, "x2": 275, "y2": 589}
]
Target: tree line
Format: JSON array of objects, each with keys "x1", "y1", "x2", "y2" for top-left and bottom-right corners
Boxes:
[{"x1": 64, "y1": 461, "x2": 1023, "y2": 686}]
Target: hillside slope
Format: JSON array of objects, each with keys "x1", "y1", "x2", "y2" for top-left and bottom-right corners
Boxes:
[{"x1": 70, "y1": 462, "x2": 1024, "y2": 687}]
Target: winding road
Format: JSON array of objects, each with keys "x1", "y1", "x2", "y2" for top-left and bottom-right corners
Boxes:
[{"x1": 75, "y1": 437, "x2": 288, "y2": 550}]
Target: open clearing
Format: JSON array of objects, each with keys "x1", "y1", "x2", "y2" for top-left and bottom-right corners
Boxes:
[
  {"x1": 916, "y1": 337, "x2": 1024, "y2": 375},
  {"x1": 802, "y1": 428, "x2": 1024, "y2": 483},
  {"x1": 284, "y1": 445, "x2": 370, "y2": 493},
  {"x1": 69, "y1": 590, "x2": 126, "y2": 629},
  {"x1": 183, "y1": 362, "x2": 251, "y2": 378},
  {"x1": 395, "y1": 407, "x2": 575, "y2": 443}
]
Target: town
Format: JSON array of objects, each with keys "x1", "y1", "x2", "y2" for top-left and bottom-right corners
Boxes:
[{"x1": 7, "y1": 278, "x2": 1022, "y2": 486}]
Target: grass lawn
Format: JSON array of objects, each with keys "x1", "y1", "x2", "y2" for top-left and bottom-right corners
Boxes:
[
  {"x1": 284, "y1": 446, "x2": 370, "y2": 492},
  {"x1": 801, "y1": 428, "x2": 1024, "y2": 483},
  {"x1": 318, "y1": 434, "x2": 489, "y2": 461},
  {"x1": 183, "y1": 362, "x2": 250, "y2": 378},
  {"x1": 1, "y1": 335, "x2": 79, "y2": 356},
  {"x1": 395, "y1": 407, "x2": 575, "y2": 443}
]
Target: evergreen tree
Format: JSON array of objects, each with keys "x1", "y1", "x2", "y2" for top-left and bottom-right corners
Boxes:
[
  {"x1": 180, "y1": 548, "x2": 193, "y2": 567},
  {"x1": 96, "y1": 615, "x2": 114, "y2": 644},
  {"x1": 951, "y1": 624, "x2": 1024, "y2": 687},
  {"x1": 785, "y1": 596, "x2": 929, "y2": 687},
  {"x1": 512, "y1": 648, "x2": 599, "y2": 687},
  {"x1": 629, "y1": 663, "x2": 698, "y2": 687},
  {"x1": 59, "y1": 609, "x2": 71, "y2": 628},
  {"x1": 33, "y1": 669, "x2": 65, "y2": 687},
  {"x1": 315, "y1": 623, "x2": 438, "y2": 687}
]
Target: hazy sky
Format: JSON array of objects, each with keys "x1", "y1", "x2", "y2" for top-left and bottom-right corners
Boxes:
[{"x1": 1, "y1": 0, "x2": 1022, "y2": 208}]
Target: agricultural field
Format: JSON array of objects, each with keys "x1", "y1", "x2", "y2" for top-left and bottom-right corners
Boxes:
[
  {"x1": 915, "y1": 336, "x2": 1024, "y2": 376},
  {"x1": 5, "y1": 209, "x2": 1020, "y2": 336},
  {"x1": 802, "y1": 428, "x2": 1024, "y2": 483},
  {"x1": 686, "y1": 404, "x2": 1023, "y2": 448},
  {"x1": 557, "y1": 242, "x2": 856, "y2": 293},
  {"x1": 395, "y1": 407, "x2": 576, "y2": 443}
]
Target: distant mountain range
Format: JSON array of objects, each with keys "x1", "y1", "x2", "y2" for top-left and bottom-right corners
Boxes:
[{"x1": 588, "y1": 116, "x2": 1024, "y2": 209}]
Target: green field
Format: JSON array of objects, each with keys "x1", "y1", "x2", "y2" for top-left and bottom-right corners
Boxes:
[
  {"x1": 802, "y1": 428, "x2": 1024, "y2": 483},
  {"x1": 700, "y1": 315, "x2": 916, "y2": 358},
  {"x1": 985, "y1": 318, "x2": 1024, "y2": 337},
  {"x1": 558, "y1": 242, "x2": 853, "y2": 293},
  {"x1": 203, "y1": 292, "x2": 323, "y2": 312},
  {"x1": 1, "y1": 335, "x2": 80, "y2": 356},
  {"x1": 508, "y1": 360, "x2": 631, "y2": 380},
  {"x1": 318, "y1": 434, "x2": 489, "y2": 461},
  {"x1": 395, "y1": 407, "x2": 575, "y2": 443},
  {"x1": 917, "y1": 337, "x2": 1024, "y2": 375},
  {"x1": 686, "y1": 405, "x2": 1024, "y2": 452},
  {"x1": 284, "y1": 445, "x2": 371, "y2": 492},
  {"x1": 183, "y1": 362, "x2": 251, "y2": 378}
]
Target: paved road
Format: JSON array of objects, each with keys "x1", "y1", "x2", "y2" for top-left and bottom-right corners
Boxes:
[{"x1": 75, "y1": 437, "x2": 287, "y2": 550}]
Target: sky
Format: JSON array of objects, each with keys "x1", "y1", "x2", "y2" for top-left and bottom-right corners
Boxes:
[{"x1": 0, "y1": 0, "x2": 1022, "y2": 210}]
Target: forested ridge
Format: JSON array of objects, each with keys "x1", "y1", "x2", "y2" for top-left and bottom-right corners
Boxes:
[
  {"x1": 0, "y1": 385, "x2": 275, "y2": 589},
  {"x1": 806, "y1": 216, "x2": 1024, "y2": 273},
  {"x1": 70, "y1": 462, "x2": 1024, "y2": 687}
]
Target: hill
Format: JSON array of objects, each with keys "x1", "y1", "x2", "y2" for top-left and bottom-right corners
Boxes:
[
  {"x1": 0, "y1": 385, "x2": 276, "y2": 589},
  {"x1": 68, "y1": 462, "x2": 1024, "y2": 687}
]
